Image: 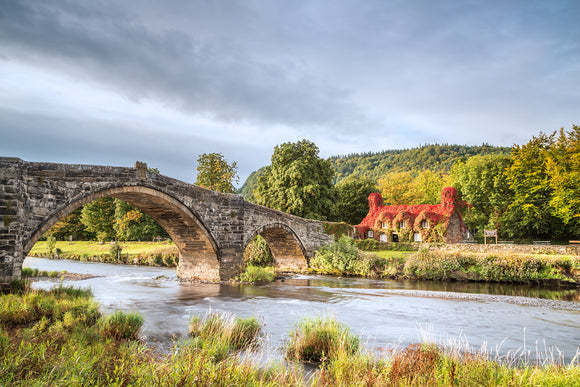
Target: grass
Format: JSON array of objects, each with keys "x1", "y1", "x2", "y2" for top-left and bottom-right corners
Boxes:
[
  {"x1": 311, "y1": 238, "x2": 580, "y2": 285},
  {"x1": 238, "y1": 265, "x2": 277, "y2": 283},
  {"x1": 1, "y1": 287, "x2": 579, "y2": 386},
  {"x1": 29, "y1": 240, "x2": 179, "y2": 267}
]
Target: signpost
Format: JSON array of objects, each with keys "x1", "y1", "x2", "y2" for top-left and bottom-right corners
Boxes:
[{"x1": 484, "y1": 229, "x2": 497, "y2": 245}]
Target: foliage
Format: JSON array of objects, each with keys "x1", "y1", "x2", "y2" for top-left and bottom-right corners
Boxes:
[
  {"x1": 503, "y1": 132, "x2": 565, "y2": 239},
  {"x1": 378, "y1": 170, "x2": 451, "y2": 206},
  {"x1": 195, "y1": 152, "x2": 239, "y2": 193},
  {"x1": 329, "y1": 143, "x2": 510, "y2": 183},
  {"x1": 109, "y1": 241, "x2": 122, "y2": 260},
  {"x1": 114, "y1": 199, "x2": 168, "y2": 241},
  {"x1": 322, "y1": 222, "x2": 357, "y2": 241},
  {"x1": 255, "y1": 139, "x2": 337, "y2": 220},
  {"x1": 311, "y1": 236, "x2": 364, "y2": 275},
  {"x1": 451, "y1": 153, "x2": 512, "y2": 235},
  {"x1": 243, "y1": 235, "x2": 273, "y2": 267},
  {"x1": 238, "y1": 166, "x2": 267, "y2": 202},
  {"x1": 44, "y1": 207, "x2": 95, "y2": 240},
  {"x1": 80, "y1": 197, "x2": 117, "y2": 241},
  {"x1": 334, "y1": 174, "x2": 379, "y2": 224},
  {"x1": 238, "y1": 265, "x2": 277, "y2": 283},
  {"x1": 46, "y1": 236, "x2": 56, "y2": 256},
  {"x1": 546, "y1": 125, "x2": 580, "y2": 236},
  {"x1": 286, "y1": 316, "x2": 360, "y2": 363}
]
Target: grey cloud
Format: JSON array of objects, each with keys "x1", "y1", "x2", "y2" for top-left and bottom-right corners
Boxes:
[{"x1": 0, "y1": 0, "x2": 369, "y2": 132}]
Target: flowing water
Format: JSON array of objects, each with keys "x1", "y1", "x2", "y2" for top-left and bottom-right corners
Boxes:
[{"x1": 23, "y1": 257, "x2": 580, "y2": 363}]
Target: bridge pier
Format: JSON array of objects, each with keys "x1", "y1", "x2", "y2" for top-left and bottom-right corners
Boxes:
[{"x1": 0, "y1": 157, "x2": 332, "y2": 284}]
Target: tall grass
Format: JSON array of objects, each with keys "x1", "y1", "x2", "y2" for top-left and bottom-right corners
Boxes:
[
  {"x1": 2, "y1": 287, "x2": 580, "y2": 386},
  {"x1": 286, "y1": 316, "x2": 360, "y2": 363},
  {"x1": 238, "y1": 265, "x2": 277, "y2": 283}
]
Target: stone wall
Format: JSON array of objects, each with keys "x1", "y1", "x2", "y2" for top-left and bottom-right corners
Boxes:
[
  {"x1": 435, "y1": 243, "x2": 580, "y2": 255},
  {"x1": 0, "y1": 157, "x2": 332, "y2": 282}
]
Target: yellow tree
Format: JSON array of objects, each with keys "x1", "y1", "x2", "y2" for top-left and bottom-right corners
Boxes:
[{"x1": 195, "y1": 153, "x2": 239, "y2": 194}]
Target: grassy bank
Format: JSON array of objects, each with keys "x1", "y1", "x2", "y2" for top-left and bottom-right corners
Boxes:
[
  {"x1": 311, "y1": 237, "x2": 580, "y2": 286},
  {"x1": 2, "y1": 285, "x2": 579, "y2": 386},
  {"x1": 29, "y1": 240, "x2": 179, "y2": 267}
]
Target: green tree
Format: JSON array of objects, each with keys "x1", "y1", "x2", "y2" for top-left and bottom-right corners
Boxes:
[
  {"x1": 377, "y1": 171, "x2": 417, "y2": 205},
  {"x1": 546, "y1": 125, "x2": 580, "y2": 236},
  {"x1": 451, "y1": 154, "x2": 513, "y2": 235},
  {"x1": 334, "y1": 175, "x2": 378, "y2": 225},
  {"x1": 255, "y1": 140, "x2": 337, "y2": 220},
  {"x1": 412, "y1": 170, "x2": 451, "y2": 204},
  {"x1": 195, "y1": 152, "x2": 239, "y2": 193},
  {"x1": 114, "y1": 200, "x2": 169, "y2": 241},
  {"x1": 45, "y1": 207, "x2": 95, "y2": 240},
  {"x1": 503, "y1": 133, "x2": 564, "y2": 239},
  {"x1": 80, "y1": 197, "x2": 117, "y2": 241}
]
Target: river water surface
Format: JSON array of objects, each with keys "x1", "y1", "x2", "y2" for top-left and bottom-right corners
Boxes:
[{"x1": 23, "y1": 257, "x2": 580, "y2": 363}]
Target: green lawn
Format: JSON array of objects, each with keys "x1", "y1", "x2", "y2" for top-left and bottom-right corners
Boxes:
[{"x1": 30, "y1": 240, "x2": 175, "y2": 257}]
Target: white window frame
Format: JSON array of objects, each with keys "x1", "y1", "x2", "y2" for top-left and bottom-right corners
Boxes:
[
  {"x1": 398, "y1": 221, "x2": 405, "y2": 229},
  {"x1": 421, "y1": 220, "x2": 429, "y2": 229},
  {"x1": 367, "y1": 230, "x2": 374, "y2": 238},
  {"x1": 414, "y1": 233, "x2": 422, "y2": 242},
  {"x1": 379, "y1": 233, "x2": 387, "y2": 242}
]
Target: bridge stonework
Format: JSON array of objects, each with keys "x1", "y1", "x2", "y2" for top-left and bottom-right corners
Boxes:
[{"x1": 0, "y1": 157, "x2": 332, "y2": 283}]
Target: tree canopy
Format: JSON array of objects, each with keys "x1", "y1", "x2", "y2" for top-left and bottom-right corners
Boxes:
[
  {"x1": 195, "y1": 152, "x2": 239, "y2": 193},
  {"x1": 334, "y1": 175, "x2": 379, "y2": 225},
  {"x1": 255, "y1": 140, "x2": 337, "y2": 220}
]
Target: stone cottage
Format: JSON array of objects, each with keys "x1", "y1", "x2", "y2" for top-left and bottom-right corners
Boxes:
[{"x1": 355, "y1": 187, "x2": 471, "y2": 243}]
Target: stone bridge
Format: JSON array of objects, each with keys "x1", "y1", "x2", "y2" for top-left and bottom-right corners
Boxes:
[{"x1": 0, "y1": 157, "x2": 333, "y2": 283}]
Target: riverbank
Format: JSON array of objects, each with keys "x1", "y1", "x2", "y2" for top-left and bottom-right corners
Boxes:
[
  {"x1": 1, "y1": 285, "x2": 579, "y2": 386},
  {"x1": 29, "y1": 240, "x2": 179, "y2": 267},
  {"x1": 311, "y1": 237, "x2": 580, "y2": 287}
]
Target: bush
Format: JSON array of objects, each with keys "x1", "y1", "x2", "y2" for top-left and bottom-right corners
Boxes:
[
  {"x1": 311, "y1": 236, "x2": 368, "y2": 275},
  {"x1": 244, "y1": 235, "x2": 273, "y2": 267},
  {"x1": 238, "y1": 265, "x2": 276, "y2": 283},
  {"x1": 99, "y1": 311, "x2": 144, "y2": 341},
  {"x1": 286, "y1": 316, "x2": 360, "y2": 363},
  {"x1": 46, "y1": 236, "x2": 56, "y2": 256},
  {"x1": 109, "y1": 242, "x2": 122, "y2": 262}
]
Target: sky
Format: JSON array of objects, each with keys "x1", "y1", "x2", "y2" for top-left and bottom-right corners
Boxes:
[{"x1": 1, "y1": 0, "x2": 579, "y2": 185}]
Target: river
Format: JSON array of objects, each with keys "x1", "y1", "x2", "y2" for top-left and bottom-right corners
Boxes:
[{"x1": 23, "y1": 257, "x2": 580, "y2": 363}]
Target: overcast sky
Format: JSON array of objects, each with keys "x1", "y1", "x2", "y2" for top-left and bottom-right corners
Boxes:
[{"x1": 1, "y1": 0, "x2": 578, "y2": 185}]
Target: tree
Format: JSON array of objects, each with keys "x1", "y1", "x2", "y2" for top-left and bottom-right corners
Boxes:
[
  {"x1": 377, "y1": 171, "x2": 417, "y2": 205},
  {"x1": 195, "y1": 153, "x2": 239, "y2": 193},
  {"x1": 334, "y1": 175, "x2": 379, "y2": 225},
  {"x1": 114, "y1": 200, "x2": 169, "y2": 241},
  {"x1": 255, "y1": 139, "x2": 337, "y2": 220},
  {"x1": 451, "y1": 154, "x2": 512, "y2": 235},
  {"x1": 546, "y1": 125, "x2": 580, "y2": 236},
  {"x1": 80, "y1": 197, "x2": 117, "y2": 241},
  {"x1": 503, "y1": 132, "x2": 564, "y2": 239},
  {"x1": 45, "y1": 207, "x2": 95, "y2": 240}
]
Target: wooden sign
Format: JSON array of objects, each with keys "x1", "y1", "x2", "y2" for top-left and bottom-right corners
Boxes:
[{"x1": 484, "y1": 229, "x2": 497, "y2": 244}]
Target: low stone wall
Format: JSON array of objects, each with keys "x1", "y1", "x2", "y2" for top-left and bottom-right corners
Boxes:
[{"x1": 434, "y1": 243, "x2": 579, "y2": 256}]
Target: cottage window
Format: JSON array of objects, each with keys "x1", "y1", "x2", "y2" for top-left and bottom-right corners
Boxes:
[
  {"x1": 379, "y1": 233, "x2": 387, "y2": 242},
  {"x1": 381, "y1": 222, "x2": 387, "y2": 229},
  {"x1": 414, "y1": 233, "x2": 422, "y2": 242},
  {"x1": 367, "y1": 230, "x2": 374, "y2": 238},
  {"x1": 421, "y1": 220, "x2": 429, "y2": 229},
  {"x1": 398, "y1": 221, "x2": 405, "y2": 229}
]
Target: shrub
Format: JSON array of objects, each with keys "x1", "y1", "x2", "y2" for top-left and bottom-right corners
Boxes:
[
  {"x1": 46, "y1": 236, "x2": 56, "y2": 256},
  {"x1": 99, "y1": 311, "x2": 144, "y2": 341},
  {"x1": 244, "y1": 235, "x2": 273, "y2": 267},
  {"x1": 109, "y1": 242, "x2": 122, "y2": 262},
  {"x1": 311, "y1": 236, "x2": 366, "y2": 275},
  {"x1": 286, "y1": 316, "x2": 360, "y2": 363},
  {"x1": 238, "y1": 265, "x2": 276, "y2": 283},
  {"x1": 21, "y1": 267, "x2": 33, "y2": 277}
]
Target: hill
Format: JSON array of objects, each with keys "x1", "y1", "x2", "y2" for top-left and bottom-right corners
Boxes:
[{"x1": 239, "y1": 144, "x2": 510, "y2": 200}]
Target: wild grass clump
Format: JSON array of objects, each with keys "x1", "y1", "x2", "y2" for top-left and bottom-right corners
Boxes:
[
  {"x1": 311, "y1": 235, "x2": 368, "y2": 275},
  {"x1": 99, "y1": 310, "x2": 144, "y2": 341},
  {"x1": 188, "y1": 312, "x2": 262, "y2": 360},
  {"x1": 286, "y1": 316, "x2": 360, "y2": 363},
  {"x1": 238, "y1": 265, "x2": 277, "y2": 283}
]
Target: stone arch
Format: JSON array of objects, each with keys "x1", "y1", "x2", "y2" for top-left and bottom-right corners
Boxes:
[
  {"x1": 245, "y1": 222, "x2": 308, "y2": 270},
  {"x1": 25, "y1": 185, "x2": 220, "y2": 281}
]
